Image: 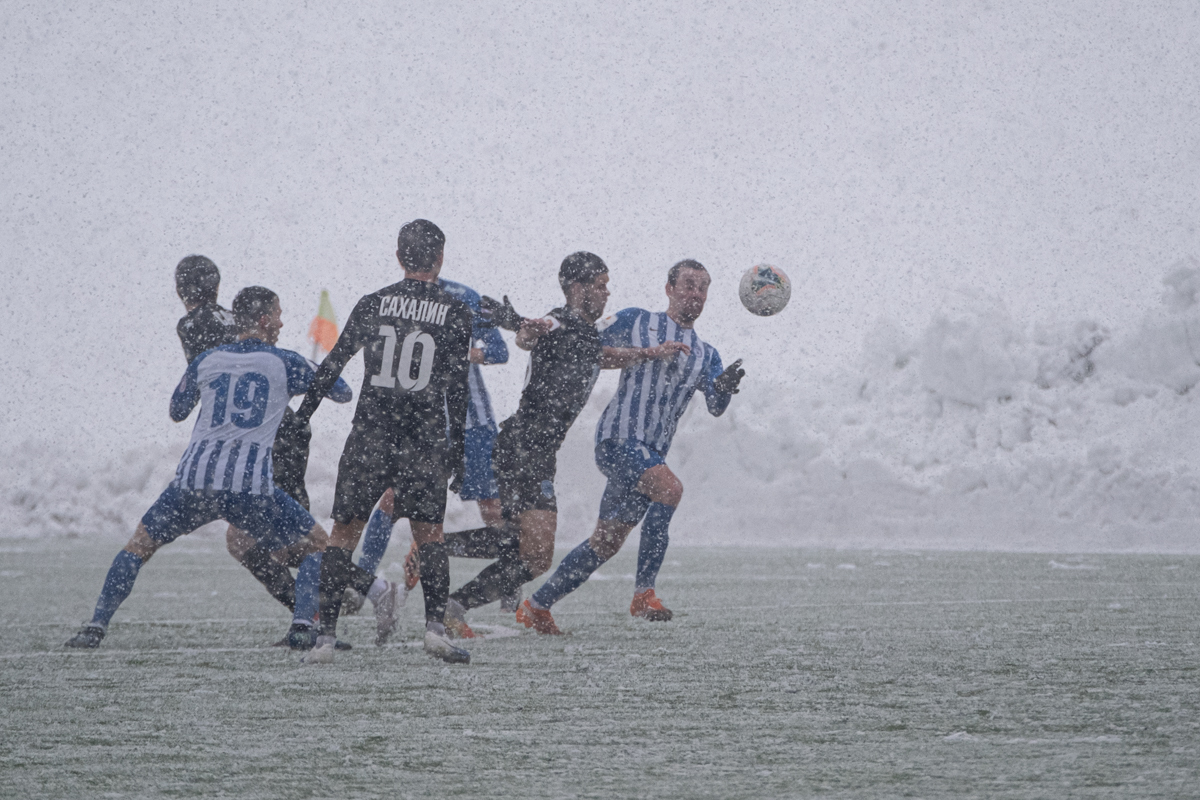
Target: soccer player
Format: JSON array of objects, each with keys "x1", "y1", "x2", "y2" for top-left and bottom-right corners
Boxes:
[
  {"x1": 66, "y1": 287, "x2": 351, "y2": 649},
  {"x1": 440, "y1": 253, "x2": 684, "y2": 638},
  {"x1": 517, "y1": 259, "x2": 745, "y2": 634},
  {"x1": 293, "y1": 219, "x2": 474, "y2": 664},
  {"x1": 343, "y1": 276, "x2": 513, "y2": 613},
  {"x1": 174, "y1": 256, "x2": 328, "y2": 639}
]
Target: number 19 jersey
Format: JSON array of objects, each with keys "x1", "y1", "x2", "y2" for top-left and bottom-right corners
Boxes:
[{"x1": 169, "y1": 340, "x2": 352, "y2": 495}]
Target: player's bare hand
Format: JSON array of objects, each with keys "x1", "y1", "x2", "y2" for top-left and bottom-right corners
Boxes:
[
  {"x1": 650, "y1": 341, "x2": 690, "y2": 360},
  {"x1": 380, "y1": 488, "x2": 395, "y2": 516}
]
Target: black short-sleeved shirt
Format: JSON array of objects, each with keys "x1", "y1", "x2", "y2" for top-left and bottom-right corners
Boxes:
[
  {"x1": 300, "y1": 277, "x2": 473, "y2": 454},
  {"x1": 503, "y1": 305, "x2": 602, "y2": 454},
  {"x1": 176, "y1": 303, "x2": 237, "y2": 364}
]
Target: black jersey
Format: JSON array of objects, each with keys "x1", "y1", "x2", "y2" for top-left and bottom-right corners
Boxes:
[
  {"x1": 299, "y1": 277, "x2": 473, "y2": 452},
  {"x1": 504, "y1": 306, "x2": 602, "y2": 453},
  {"x1": 176, "y1": 302, "x2": 236, "y2": 363}
]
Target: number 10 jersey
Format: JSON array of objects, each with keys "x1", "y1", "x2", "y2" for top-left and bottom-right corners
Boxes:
[{"x1": 319, "y1": 278, "x2": 473, "y2": 448}]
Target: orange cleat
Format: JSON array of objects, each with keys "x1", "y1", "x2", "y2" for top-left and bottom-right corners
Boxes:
[
  {"x1": 630, "y1": 589, "x2": 673, "y2": 621},
  {"x1": 402, "y1": 542, "x2": 421, "y2": 591},
  {"x1": 515, "y1": 599, "x2": 564, "y2": 635},
  {"x1": 443, "y1": 600, "x2": 476, "y2": 639}
]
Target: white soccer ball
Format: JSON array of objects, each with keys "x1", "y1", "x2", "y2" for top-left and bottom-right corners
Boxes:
[{"x1": 739, "y1": 264, "x2": 791, "y2": 316}]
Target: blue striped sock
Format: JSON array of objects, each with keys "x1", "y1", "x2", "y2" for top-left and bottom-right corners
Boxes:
[
  {"x1": 357, "y1": 509, "x2": 393, "y2": 575},
  {"x1": 635, "y1": 503, "x2": 675, "y2": 591},
  {"x1": 293, "y1": 552, "x2": 322, "y2": 624},
  {"x1": 91, "y1": 550, "x2": 144, "y2": 628},
  {"x1": 531, "y1": 541, "x2": 606, "y2": 610}
]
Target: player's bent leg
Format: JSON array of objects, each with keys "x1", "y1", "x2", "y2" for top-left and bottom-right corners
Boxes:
[
  {"x1": 67, "y1": 525, "x2": 164, "y2": 648},
  {"x1": 412, "y1": 521, "x2": 470, "y2": 663},
  {"x1": 229, "y1": 525, "x2": 296, "y2": 613},
  {"x1": 522, "y1": 518, "x2": 631, "y2": 628},
  {"x1": 630, "y1": 465, "x2": 682, "y2": 620}
]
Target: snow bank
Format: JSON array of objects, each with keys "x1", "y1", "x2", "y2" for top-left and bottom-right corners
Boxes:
[{"x1": 7, "y1": 260, "x2": 1200, "y2": 552}]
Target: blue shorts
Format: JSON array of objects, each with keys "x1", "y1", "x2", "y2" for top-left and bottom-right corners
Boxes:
[
  {"x1": 459, "y1": 425, "x2": 499, "y2": 502},
  {"x1": 596, "y1": 438, "x2": 666, "y2": 525},
  {"x1": 141, "y1": 486, "x2": 316, "y2": 552}
]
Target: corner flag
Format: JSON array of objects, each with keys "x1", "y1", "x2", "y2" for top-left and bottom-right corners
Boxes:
[{"x1": 307, "y1": 290, "x2": 338, "y2": 358}]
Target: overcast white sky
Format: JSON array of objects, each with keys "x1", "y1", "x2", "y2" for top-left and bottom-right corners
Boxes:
[{"x1": 3, "y1": 1, "x2": 1198, "y2": 450}]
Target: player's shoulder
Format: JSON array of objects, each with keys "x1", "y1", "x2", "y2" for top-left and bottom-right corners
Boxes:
[
  {"x1": 437, "y1": 278, "x2": 481, "y2": 308},
  {"x1": 596, "y1": 307, "x2": 647, "y2": 333}
]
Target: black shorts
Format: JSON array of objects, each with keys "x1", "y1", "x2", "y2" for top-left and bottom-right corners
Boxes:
[
  {"x1": 331, "y1": 424, "x2": 448, "y2": 525},
  {"x1": 493, "y1": 426, "x2": 558, "y2": 520},
  {"x1": 272, "y1": 408, "x2": 311, "y2": 510}
]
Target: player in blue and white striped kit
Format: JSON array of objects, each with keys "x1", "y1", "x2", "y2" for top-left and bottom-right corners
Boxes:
[
  {"x1": 344, "y1": 277, "x2": 514, "y2": 612},
  {"x1": 519, "y1": 260, "x2": 745, "y2": 632},
  {"x1": 66, "y1": 287, "x2": 352, "y2": 649}
]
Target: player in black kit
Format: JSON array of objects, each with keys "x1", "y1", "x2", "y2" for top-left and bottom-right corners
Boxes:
[
  {"x1": 441, "y1": 252, "x2": 618, "y2": 638},
  {"x1": 293, "y1": 220, "x2": 474, "y2": 664}
]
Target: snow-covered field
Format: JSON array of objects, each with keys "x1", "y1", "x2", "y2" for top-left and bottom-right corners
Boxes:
[
  {"x1": 4, "y1": 539, "x2": 1198, "y2": 798},
  {"x1": 8, "y1": 261, "x2": 1200, "y2": 553}
]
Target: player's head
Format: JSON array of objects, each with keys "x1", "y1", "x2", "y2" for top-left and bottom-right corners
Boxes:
[
  {"x1": 232, "y1": 286, "x2": 282, "y2": 345},
  {"x1": 559, "y1": 251, "x2": 610, "y2": 322},
  {"x1": 175, "y1": 255, "x2": 220, "y2": 308},
  {"x1": 396, "y1": 219, "x2": 445, "y2": 276},
  {"x1": 665, "y1": 259, "x2": 710, "y2": 326}
]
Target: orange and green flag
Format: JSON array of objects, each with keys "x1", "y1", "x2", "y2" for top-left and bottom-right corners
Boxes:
[{"x1": 307, "y1": 290, "x2": 338, "y2": 356}]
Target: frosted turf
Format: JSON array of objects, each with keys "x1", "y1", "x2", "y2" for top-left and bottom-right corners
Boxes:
[{"x1": 3, "y1": 539, "x2": 1198, "y2": 798}]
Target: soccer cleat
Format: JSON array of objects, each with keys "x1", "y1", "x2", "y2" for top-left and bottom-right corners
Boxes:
[
  {"x1": 373, "y1": 581, "x2": 400, "y2": 646},
  {"x1": 341, "y1": 588, "x2": 366, "y2": 616},
  {"x1": 302, "y1": 635, "x2": 337, "y2": 664},
  {"x1": 65, "y1": 623, "x2": 105, "y2": 649},
  {"x1": 402, "y1": 542, "x2": 421, "y2": 591},
  {"x1": 515, "y1": 599, "x2": 563, "y2": 635},
  {"x1": 273, "y1": 625, "x2": 353, "y2": 651},
  {"x1": 423, "y1": 630, "x2": 471, "y2": 664},
  {"x1": 443, "y1": 599, "x2": 476, "y2": 640},
  {"x1": 630, "y1": 588, "x2": 673, "y2": 621},
  {"x1": 500, "y1": 586, "x2": 522, "y2": 613}
]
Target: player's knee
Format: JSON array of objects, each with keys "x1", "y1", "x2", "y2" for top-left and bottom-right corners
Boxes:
[
  {"x1": 524, "y1": 550, "x2": 553, "y2": 576},
  {"x1": 225, "y1": 526, "x2": 252, "y2": 561},
  {"x1": 658, "y1": 477, "x2": 683, "y2": 507}
]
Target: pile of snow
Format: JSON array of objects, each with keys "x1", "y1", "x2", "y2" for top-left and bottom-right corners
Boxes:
[{"x1": 7, "y1": 259, "x2": 1200, "y2": 553}]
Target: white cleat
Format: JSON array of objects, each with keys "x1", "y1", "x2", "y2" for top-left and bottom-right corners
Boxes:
[
  {"x1": 424, "y1": 630, "x2": 471, "y2": 664},
  {"x1": 302, "y1": 635, "x2": 337, "y2": 665},
  {"x1": 374, "y1": 581, "x2": 400, "y2": 646}
]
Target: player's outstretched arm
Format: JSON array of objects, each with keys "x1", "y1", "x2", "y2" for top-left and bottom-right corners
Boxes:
[
  {"x1": 515, "y1": 316, "x2": 556, "y2": 350},
  {"x1": 294, "y1": 296, "x2": 370, "y2": 423},
  {"x1": 168, "y1": 358, "x2": 203, "y2": 422},
  {"x1": 599, "y1": 341, "x2": 691, "y2": 370},
  {"x1": 705, "y1": 356, "x2": 745, "y2": 415}
]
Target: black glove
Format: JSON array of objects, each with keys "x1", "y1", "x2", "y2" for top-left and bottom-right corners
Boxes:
[
  {"x1": 478, "y1": 295, "x2": 525, "y2": 332},
  {"x1": 713, "y1": 359, "x2": 745, "y2": 395}
]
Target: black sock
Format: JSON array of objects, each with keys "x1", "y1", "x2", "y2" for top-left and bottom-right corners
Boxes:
[
  {"x1": 417, "y1": 541, "x2": 450, "y2": 625},
  {"x1": 317, "y1": 546, "x2": 354, "y2": 638},
  {"x1": 241, "y1": 545, "x2": 295, "y2": 612},
  {"x1": 443, "y1": 525, "x2": 518, "y2": 559},
  {"x1": 450, "y1": 551, "x2": 537, "y2": 611}
]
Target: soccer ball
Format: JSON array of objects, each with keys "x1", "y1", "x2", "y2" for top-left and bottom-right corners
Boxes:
[{"x1": 739, "y1": 264, "x2": 791, "y2": 316}]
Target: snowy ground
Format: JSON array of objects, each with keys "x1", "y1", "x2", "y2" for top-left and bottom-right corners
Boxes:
[{"x1": 3, "y1": 537, "x2": 1198, "y2": 798}]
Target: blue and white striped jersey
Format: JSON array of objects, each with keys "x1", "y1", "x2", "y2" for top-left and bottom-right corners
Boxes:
[
  {"x1": 594, "y1": 308, "x2": 733, "y2": 456},
  {"x1": 439, "y1": 279, "x2": 508, "y2": 431},
  {"x1": 169, "y1": 340, "x2": 352, "y2": 495}
]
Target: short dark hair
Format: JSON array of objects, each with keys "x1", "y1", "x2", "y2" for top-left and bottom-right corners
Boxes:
[
  {"x1": 558, "y1": 251, "x2": 608, "y2": 293},
  {"x1": 397, "y1": 219, "x2": 445, "y2": 273},
  {"x1": 175, "y1": 255, "x2": 220, "y2": 305},
  {"x1": 232, "y1": 286, "x2": 279, "y2": 333},
  {"x1": 667, "y1": 259, "x2": 709, "y2": 286}
]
